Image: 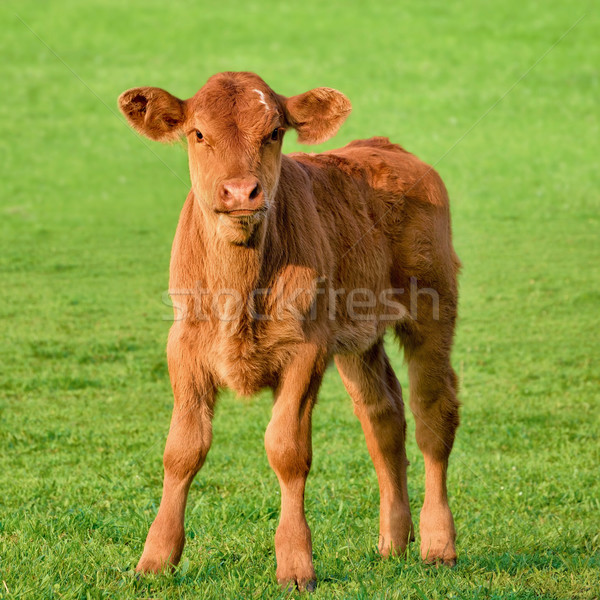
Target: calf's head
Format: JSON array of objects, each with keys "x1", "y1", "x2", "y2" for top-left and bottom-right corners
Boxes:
[{"x1": 119, "y1": 72, "x2": 351, "y2": 244}]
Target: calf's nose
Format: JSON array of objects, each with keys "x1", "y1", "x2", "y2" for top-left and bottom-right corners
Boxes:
[{"x1": 220, "y1": 178, "x2": 263, "y2": 212}]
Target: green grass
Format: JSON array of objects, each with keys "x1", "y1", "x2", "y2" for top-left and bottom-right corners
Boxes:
[{"x1": 1, "y1": 0, "x2": 599, "y2": 598}]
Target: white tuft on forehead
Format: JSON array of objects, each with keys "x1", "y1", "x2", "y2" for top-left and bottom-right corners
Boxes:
[{"x1": 254, "y1": 89, "x2": 272, "y2": 112}]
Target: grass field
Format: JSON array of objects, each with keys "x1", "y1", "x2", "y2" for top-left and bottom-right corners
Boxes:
[{"x1": 1, "y1": 1, "x2": 599, "y2": 598}]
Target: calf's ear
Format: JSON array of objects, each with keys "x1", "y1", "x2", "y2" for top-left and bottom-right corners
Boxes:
[
  {"x1": 118, "y1": 87, "x2": 186, "y2": 142},
  {"x1": 284, "y1": 87, "x2": 352, "y2": 145}
]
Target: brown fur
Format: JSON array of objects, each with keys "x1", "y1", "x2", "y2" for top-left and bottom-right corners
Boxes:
[{"x1": 119, "y1": 72, "x2": 461, "y2": 590}]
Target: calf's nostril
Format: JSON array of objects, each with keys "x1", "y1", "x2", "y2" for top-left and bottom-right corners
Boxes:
[{"x1": 249, "y1": 183, "x2": 260, "y2": 200}]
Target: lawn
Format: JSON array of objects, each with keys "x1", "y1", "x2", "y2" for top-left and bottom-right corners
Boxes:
[{"x1": 1, "y1": 0, "x2": 598, "y2": 598}]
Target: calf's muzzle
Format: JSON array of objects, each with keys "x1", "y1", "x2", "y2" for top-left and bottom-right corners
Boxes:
[{"x1": 217, "y1": 177, "x2": 264, "y2": 215}]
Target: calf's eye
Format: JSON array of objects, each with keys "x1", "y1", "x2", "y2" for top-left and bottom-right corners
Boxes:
[
  {"x1": 196, "y1": 130, "x2": 204, "y2": 142},
  {"x1": 271, "y1": 128, "x2": 279, "y2": 141}
]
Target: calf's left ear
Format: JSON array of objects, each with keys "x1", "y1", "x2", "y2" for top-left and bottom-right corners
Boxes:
[
  {"x1": 118, "y1": 87, "x2": 186, "y2": 142},
  {"x1": 284, "y1": 87, "x2": 352, "y2": 145}
]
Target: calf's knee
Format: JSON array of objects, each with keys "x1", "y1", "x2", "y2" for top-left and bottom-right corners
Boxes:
[
  {"x1": 163, "y1": 428, "x2": 212, "y2": 482},
  {"x1": 265, "y1": 421, "x2": 310, "y2": 482}
]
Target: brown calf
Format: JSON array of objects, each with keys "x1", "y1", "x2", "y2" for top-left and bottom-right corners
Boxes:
[{"x1": 119, "y1": 71, "x2": 461, "y2": 591}]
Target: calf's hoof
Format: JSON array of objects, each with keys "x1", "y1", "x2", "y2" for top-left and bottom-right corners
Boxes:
[
  {"x1": 274, "y1": 525, "x2": 315, "y2": 592},
  {"x1": 276, "y1": 556, "x2": 316, "y2": 593},
  {"x1": 378, "y1": 540, "x2": 410, "y2": 559},
  {"x1": 378, "y1": 511, "x2": 415, "y2": 558},
  {"x1": 420, "y1": 504, "x2": 456, "y2": 566},
  {"x1": 135, "y1": 555, "x2": 174, "y2": 574},
  {"x1": 135, "y1": 543, "x2": 182, "y2": 574},
  {"x1": 419, "y1": 530, "x2": 457, "y2": 566},
  {"x1": 135, "y1": 522, "x2": 184, "y2": 574},
  {"x1": 422, "y1": 549, "x2": 457, "y2": 567},
  {"x1": 278, "y1": 576, "x2": 317, "y2": 593}
]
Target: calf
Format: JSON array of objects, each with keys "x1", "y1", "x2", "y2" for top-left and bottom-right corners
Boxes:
[{"x1": 119, "y1": 71, "x2": 461, "y2": 591}]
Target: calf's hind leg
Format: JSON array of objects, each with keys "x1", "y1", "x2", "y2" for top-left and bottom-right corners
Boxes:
[
  {"x1": 335, "y1": 342, "x2": 414, "y2": 557},
  {"x1": 405, "y1": 325, "x2": 460, "y2": 565}
]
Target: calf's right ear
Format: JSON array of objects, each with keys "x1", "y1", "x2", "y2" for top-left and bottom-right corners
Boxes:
[{"x1": 118, "y1": 87, "x2": 186, "y2": 142}]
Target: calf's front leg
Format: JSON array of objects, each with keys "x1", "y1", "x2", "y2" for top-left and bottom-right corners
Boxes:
[
  {"x1": 136, "y1": 330, "x2": 216, "y2": 573},
  {"x1": 264, "y1": 343, "x2": 326, "y2": 592}
]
